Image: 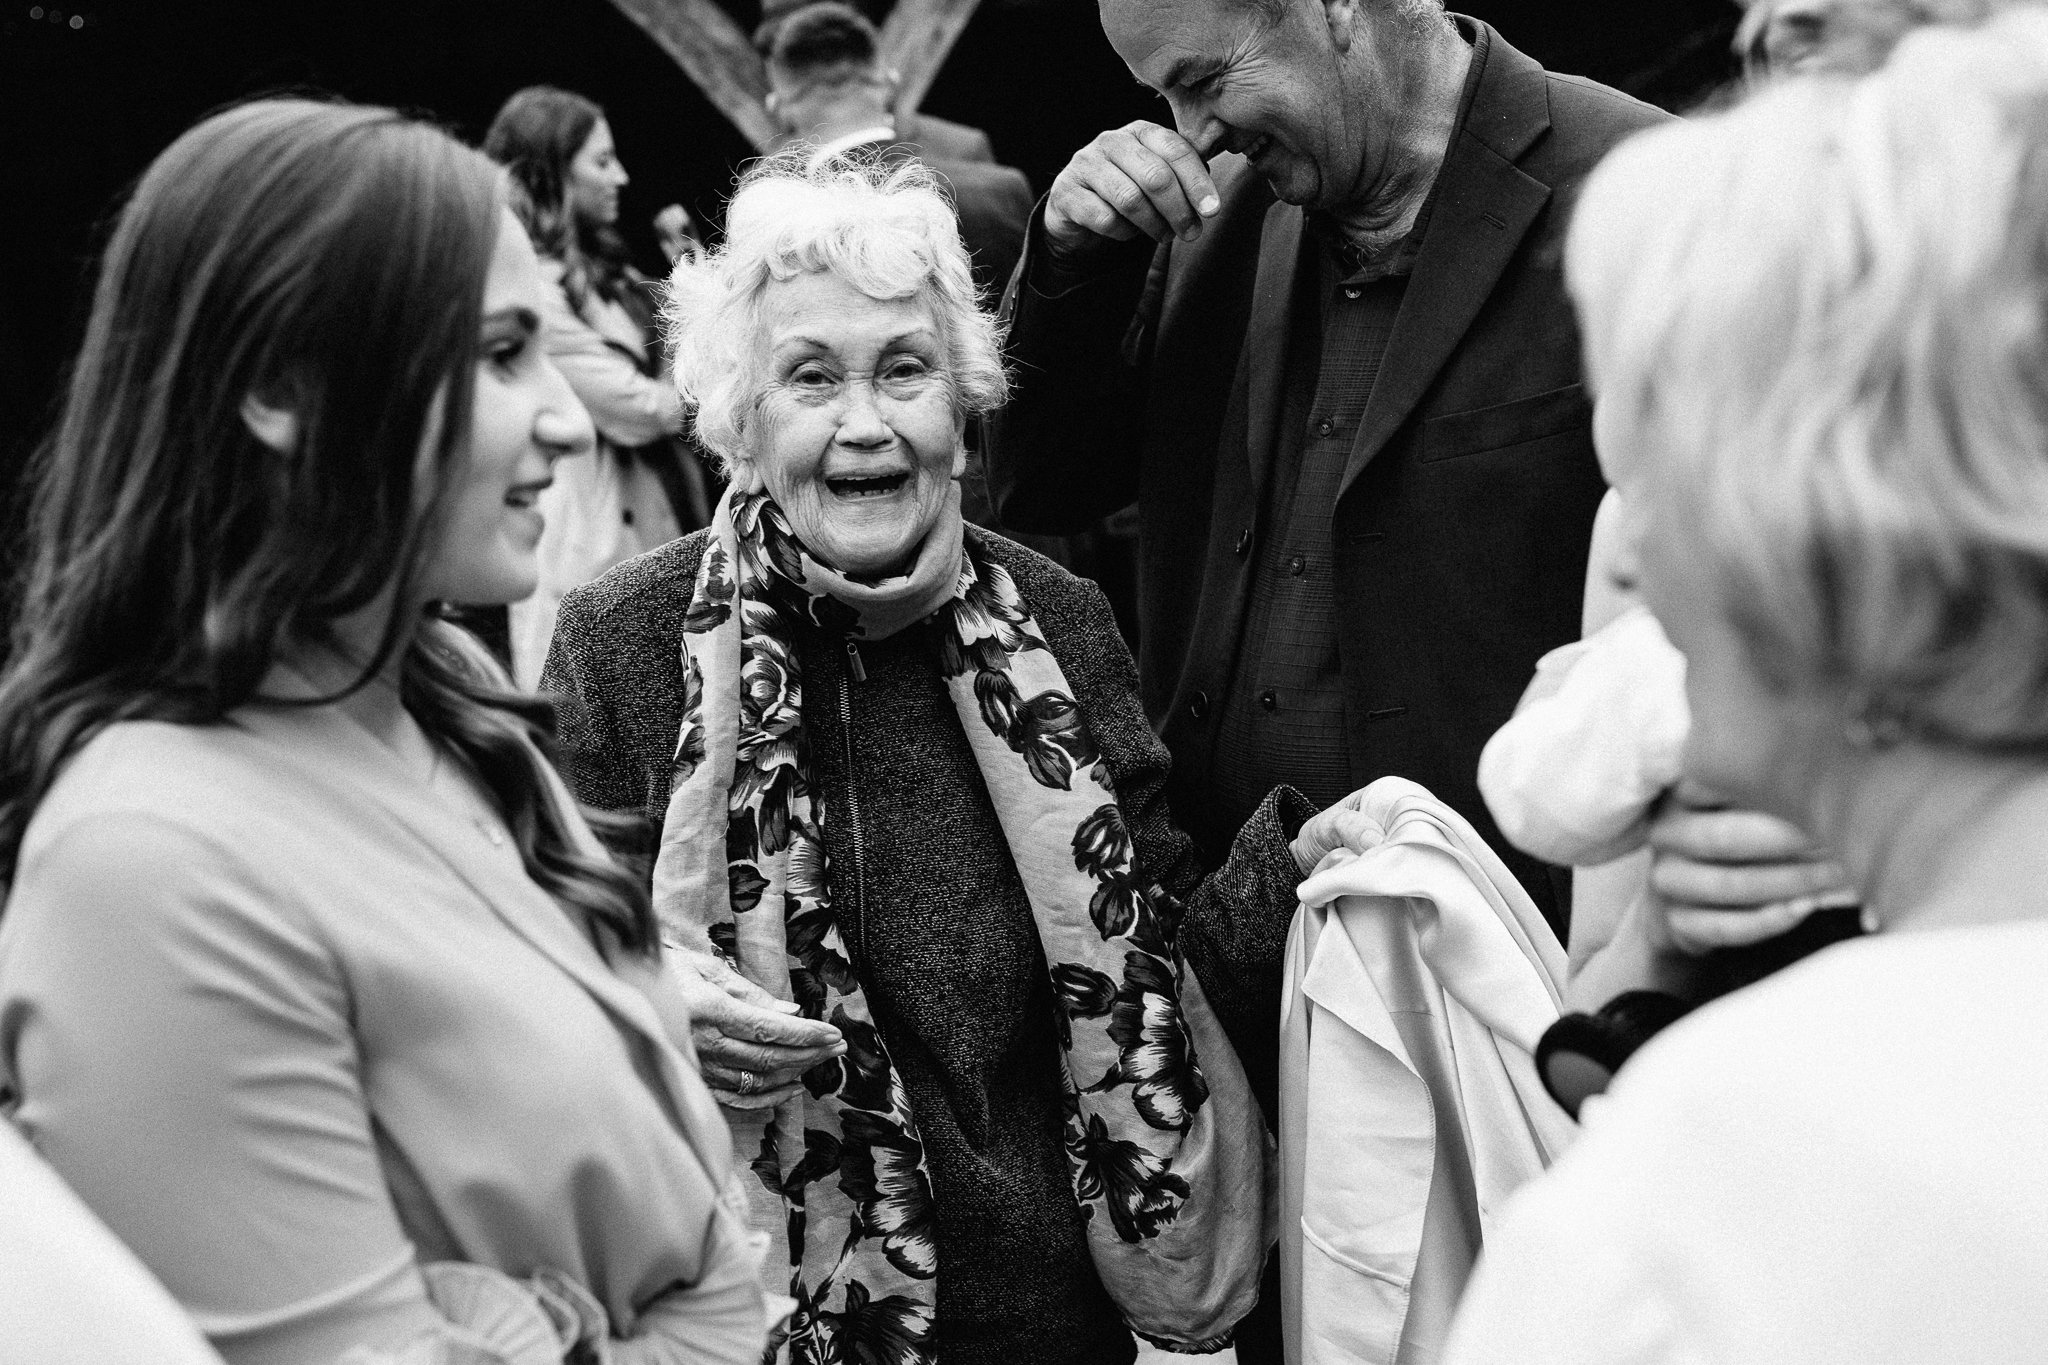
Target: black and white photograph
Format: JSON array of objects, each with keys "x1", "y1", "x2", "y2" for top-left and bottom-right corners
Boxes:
[{"x1": 2, "y1": 1, "x2": 2040, "y2": 1362}]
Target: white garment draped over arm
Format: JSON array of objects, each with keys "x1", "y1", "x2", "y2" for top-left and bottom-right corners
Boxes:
[{"x1": 1278, "y1": 777, "x2": 1577, "y2": 1365}]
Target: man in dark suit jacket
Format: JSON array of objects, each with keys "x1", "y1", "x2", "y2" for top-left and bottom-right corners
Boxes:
[
  {"x1": 990, "y1": 0, "x2": 1662, "y2": 1092},
  {"x1": 989, "y1": 7, "x2": 1664, "y2": 1355},
  {"x1": 764, "y1": 1, "x2": 1034, "y2": 298}
]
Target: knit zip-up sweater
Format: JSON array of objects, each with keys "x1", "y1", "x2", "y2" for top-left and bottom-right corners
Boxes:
[{"x1": 542, "y1": 526, "x2": 1311, "y2": 1365}]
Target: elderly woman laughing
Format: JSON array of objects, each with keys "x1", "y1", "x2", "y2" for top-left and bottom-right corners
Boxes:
[{"x1": 540, "y1": 157, "x2": 1351, "y2": 1365}]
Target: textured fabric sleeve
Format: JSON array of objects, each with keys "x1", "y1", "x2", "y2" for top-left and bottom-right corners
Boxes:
[
  {"x1": 0, "y1": 813, "x2": 441, "y2": 1365},
  {"x1": 537, "y1": 267, "x2": 682, "y2": 448},
  {"x1": 541, "y1": 586, "x2": 646, "y2": 820},
  {"x1": 984, "y1": 212, "x2": 1159, "y2": 534},
  {"x1": 1047, "y1": 569, "x2": 1313, "y2": 1116}
]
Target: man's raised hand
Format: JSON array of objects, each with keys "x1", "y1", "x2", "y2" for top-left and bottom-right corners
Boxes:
[{"x1": 1044, "y1": 121, "x2": 1223, "y2": 257}]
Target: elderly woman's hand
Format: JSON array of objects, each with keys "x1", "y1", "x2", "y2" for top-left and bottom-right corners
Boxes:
[
  {"x1": 1646, "y1": 781, "x2": 1858, "y2": 954},
  {"x1": 1291, "y1": 793, "x2": 1388, "y2": 877},
  {"x1": 673, "y1": 949, "x2": 845, "y2": 1110}
]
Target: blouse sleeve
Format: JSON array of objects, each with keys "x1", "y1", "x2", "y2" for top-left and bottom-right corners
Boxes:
[
  {"x1": 1048, "y1": 574, "x2": 1314, "y2": 1115},
  {"x1": 537, "y1": 265, "x2": 683, "y2": 449},
  {"x1": 0, "y1": 812, "x2": 442, "y2": 1365}
]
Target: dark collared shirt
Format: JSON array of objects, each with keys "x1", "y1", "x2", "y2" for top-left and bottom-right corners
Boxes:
[
  {"x1": 1204, "y1": 20, "x2": 1488, "y2": 833},
  {"x1": 1209, "y1": 221, "x2": 1425, "y2": 825}
]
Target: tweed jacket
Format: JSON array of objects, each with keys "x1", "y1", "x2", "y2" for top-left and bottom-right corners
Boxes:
[
  {"x1": 541, "y1": 525, "x2": 1312, "y2": 1365},
  {"x1": 987, "y1": 20, "x2": 1671, "y2": 951}
]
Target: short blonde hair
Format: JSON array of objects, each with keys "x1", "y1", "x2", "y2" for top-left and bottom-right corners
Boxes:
[
  {"x1": 663, "y1": 152, "x2": 1008, "y2": 477},
  {"x1": 1570, "y1": 9, "x2": 2048, "y2": 747},
  {"x1": 1733, "y1": 0, "x2": 2004, "y2": 76}
]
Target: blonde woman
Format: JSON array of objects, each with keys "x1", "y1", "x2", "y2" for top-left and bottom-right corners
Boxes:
[{"x1": 1446, "y1": 15, "x2": 2048, "y2": 1363}]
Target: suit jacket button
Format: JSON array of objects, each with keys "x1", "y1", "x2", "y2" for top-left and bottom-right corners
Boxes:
[
  {"x1": 1235, "y1": 527, "x2": 1252, "y2": 557},
  {"x1": 1189, "y1": 690, "x2": 1210, "y2": 719},
  {"x1": 1259, "y1": 689, "x2": 1278, "y2": 711}
]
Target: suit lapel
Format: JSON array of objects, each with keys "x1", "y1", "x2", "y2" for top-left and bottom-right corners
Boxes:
[
  {"x1": 1338, "y1": 22, "x2": 1557, "y2": 504},
  {"x1": 1242, "y1": 200, "x2": 1305, "y2": 500}
]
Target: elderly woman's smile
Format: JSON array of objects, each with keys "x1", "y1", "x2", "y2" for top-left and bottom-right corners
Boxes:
[{"x1": 752, "y1": 269, "x2": 965, "y2": 579}]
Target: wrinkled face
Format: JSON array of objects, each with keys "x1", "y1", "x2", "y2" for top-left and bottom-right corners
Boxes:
[
  {"x1": 1753, "y1": 0, "x2": 1923, "y2": 75},
  {"x1": 1628, "y1": 439, "x2": 1835, "y2": 821},
  {"x1": 1103, "y1": 0, "x2": 1392, "y2": 210},
  {"x1": 566, "y1": 118, "x2": 629, "y2": 228},
  {"x1": 749, "y1": 270, "x2": 964, "y2": 578},
  {"x1": 419, "y1": 211, "x2": 593, "y2": 606}
]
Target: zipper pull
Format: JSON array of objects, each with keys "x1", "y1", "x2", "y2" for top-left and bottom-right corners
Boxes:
[{"x1": 844, "y1": 638, "x2": 867, "y2": 683}]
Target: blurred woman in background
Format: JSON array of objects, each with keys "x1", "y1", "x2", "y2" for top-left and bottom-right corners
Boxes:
[
  {"x1": 0, "y1": 98, "x2": 774, "y2": 1364},
  {"x1": 484, "y1": 85, "x2": 711, "y2": 686},
  {"x1": 1448, "y1": 14, "x2": 2048, "y2": 1362}
]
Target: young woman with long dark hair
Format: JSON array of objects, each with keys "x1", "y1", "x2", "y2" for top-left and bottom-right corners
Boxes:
[
  {"x1": 0, "y1": 98, "x2": 776, "y2": 1365},
  {"x1": 481, "y1": 86, "x2": 708, "y2": 687}
]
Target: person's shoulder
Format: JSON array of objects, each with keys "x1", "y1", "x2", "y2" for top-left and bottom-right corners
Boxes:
[
  {"x1": 1540, "y1": 71, "x2": 1671, "y2": 167},
  {"x1": 18, "y1": 720, "x2": 285, "y2": 875},
  {"x1": 970, "y1": 525, "x2": 1092, "y2": 607},
  {"x1": 903, "y1": 111, "x2": 995, "y2": 164},
  {"x1": 968, "y1": 160, "x2": 1034, "y2": 204},
  {"x1": 1611, "y1": 923, "x2": 2048, "y2": 1132},
  {"x1": 929, "y1": 157, "x2": 1034, "y2": 217},
  {"x1": 969, "y1": 527, "x2": 1130, "y2": 677},
  {"x1": 1545, "y1": 71, "x2": 1671, "y2": 135},
  {"x1": 38, "y1": 719, "x2": 265, "y2": 816},
  {"x1": 556, "y1": 529, "x2": 711, "y2": 642}
]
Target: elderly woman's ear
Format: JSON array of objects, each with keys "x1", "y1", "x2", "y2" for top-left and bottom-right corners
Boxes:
[{"x1": 724, "y1": 449, "x2": 767, "y2": 495}]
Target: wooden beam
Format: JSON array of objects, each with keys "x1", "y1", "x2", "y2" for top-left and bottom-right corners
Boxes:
[
  {"x1": 877, "y1": 0, "x2": 985, "y2": 118},
  {"x1": 605, "y1": 0, "x2": 781, "y2": 152}
]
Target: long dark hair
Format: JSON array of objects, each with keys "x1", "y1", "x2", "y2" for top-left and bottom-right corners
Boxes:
[
  {"x1": 0, "y1": 98, "x2": 654, "y2": 951},
  {"x1": 483, "y1": 85, "x2": 633, "y2": 312}
]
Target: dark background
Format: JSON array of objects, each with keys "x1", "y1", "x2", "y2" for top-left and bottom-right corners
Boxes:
[{"x1": 0, "y1": 0, "x2": 1739, "y2": 599}]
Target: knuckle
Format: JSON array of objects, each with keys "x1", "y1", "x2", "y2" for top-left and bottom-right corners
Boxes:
[
  {"x1": 1082, "y1": 204, "x2": 1126, "y2": 235},
  {"x1": 728, "y1": 1042, "x2": 775, "y2": 1068},
  {"x1": 1134, "y1": 162, "x2": 1175, "y2": 193}
]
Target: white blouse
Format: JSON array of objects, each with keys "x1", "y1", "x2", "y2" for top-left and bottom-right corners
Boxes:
[
  {"x1": 0, "y1": 698, "x2": 771, "y2": 1364},
  {"x1": 1444, "y1": 920, "x2": 2048, "y2": 1365}
]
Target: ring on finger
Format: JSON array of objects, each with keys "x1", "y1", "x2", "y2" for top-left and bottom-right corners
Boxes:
[{"x1": 736, "y1": 1070, "x2": 757, "y2": 1096}]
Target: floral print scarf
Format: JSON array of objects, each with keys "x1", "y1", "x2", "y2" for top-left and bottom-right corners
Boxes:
[{"x1": 651, "y1": 487, "x2": 1270, "y2": 1362}]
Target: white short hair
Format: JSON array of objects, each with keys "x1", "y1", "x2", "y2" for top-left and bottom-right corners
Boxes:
[
  {"x1": 1569, "y1": 9, "x2": 2048, "y2": 747},
  {"x1": 663, "y1": 152, "x2": 1008, "y2": 476}
]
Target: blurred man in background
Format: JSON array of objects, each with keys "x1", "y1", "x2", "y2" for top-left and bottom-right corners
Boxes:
[
  {"x1": 756, "y1": 0, "x2": 999, "y2": 164},
  {"x1": 764, "y1": 1, "x2": 1033, "y2": 297}
]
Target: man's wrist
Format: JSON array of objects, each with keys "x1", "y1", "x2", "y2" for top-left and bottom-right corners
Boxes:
[{"x1": 1028, "y1": 210, "x2": 1129, "y2": 298}]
